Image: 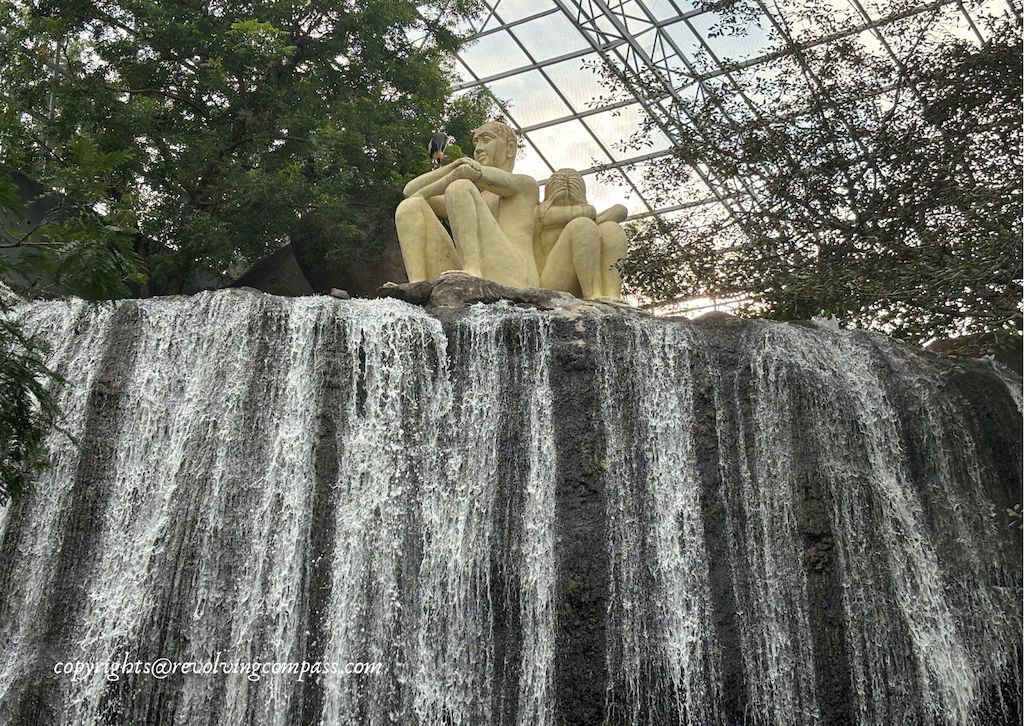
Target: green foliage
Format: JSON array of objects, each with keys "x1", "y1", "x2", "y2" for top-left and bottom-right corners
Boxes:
[
  {"x1": 1, "y1": 140, "x2": 146, "y2": 299},
  {"x1": 610, "y1": 4, "x2": 1021, "y2": 342},
  {"x1": 1, "y1": 0, "x2": 491, "y2": 293},
  {"x1": 0, "y1": 160, "x2": 147, "y2": 505}
]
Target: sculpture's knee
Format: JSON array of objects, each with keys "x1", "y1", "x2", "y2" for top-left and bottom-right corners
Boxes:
[
  {"x1": 445, "y1": 178, "x2": 478, "y2": 199},
  {"x1": 564, "y1": 216, "x2": 600, "y2": 247},
  {"x1": 395, "y1": 196, "x2": 430, "y2": 226},
  {"x1": 598, "y1": 221, "x2": 627, "y2": 255},
  {"x1": 565, "y1": 216, "x2": 598, "y2": 234}
]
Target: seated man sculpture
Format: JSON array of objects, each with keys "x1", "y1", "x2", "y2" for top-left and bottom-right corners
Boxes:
[
  {"x1": 535, "y1": 168, "x2": 627, "y2": 301},
  {"x1": 395, "y1": 121, "x2": 541, "y2": 289}
]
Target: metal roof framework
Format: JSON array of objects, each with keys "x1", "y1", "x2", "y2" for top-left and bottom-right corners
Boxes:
[{"x1": 444, "y1": 0, "x2": 1014, "y2": 227}]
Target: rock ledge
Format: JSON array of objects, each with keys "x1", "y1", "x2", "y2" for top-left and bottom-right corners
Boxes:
[{"x1": 376, "y1": 271, "x2": 644, "y2": 316}]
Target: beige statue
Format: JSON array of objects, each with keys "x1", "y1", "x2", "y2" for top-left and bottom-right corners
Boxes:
[
  {"x1": 395, "y1": 121, "x2": 541, "y2": 288},
  {"x1": 535, "y1": 169, "x2": 627, "y2": 301},
  {"x1": 394, "y1": 122, "x2": 628, "y2": 300}
]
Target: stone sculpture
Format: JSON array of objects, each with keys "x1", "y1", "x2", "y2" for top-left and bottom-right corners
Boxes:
[
  {"x1": 395, "y1": 121, "x2": 541, "y2": 289},
  {"x1": 535, "y1": 168, "x2": 626, "y2": 301},
  {"x1": 395, "y1": 121, "x2": 628, "y2": 301}
]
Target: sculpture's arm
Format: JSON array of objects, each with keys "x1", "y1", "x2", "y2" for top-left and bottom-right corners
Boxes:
[
  {"x1": 595, "y1": 204, "x2": 628, "y2": 224},
  {"x1": 476, "y1": 165, "x2": 534, "y2": 198},
  {"x1": 410, "y1": 167, "x2": 470, "y2": 200},
  {"x1": 402, "y1": 158, "x2": 471, "y2": 197},
  {"x1": 409, "y1": 159, "x2": 537, "y2": 202},
  {"x1": 537, "y1": 203, "x2": 596, "y2": 229}
]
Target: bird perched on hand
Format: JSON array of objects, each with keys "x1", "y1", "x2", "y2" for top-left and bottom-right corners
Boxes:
[{"x1": 429, "y1": 131, "x2": 455, "y2": 168}]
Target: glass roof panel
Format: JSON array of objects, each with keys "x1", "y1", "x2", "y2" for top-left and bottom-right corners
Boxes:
[
  {"x1": 580, "y1": 104, "x2": 652, "y2": 162},
  {"x1": 645, "y1": 124, "x2": 673, "y2": 153},
  {"x1": 451, "y1": 57, "x2": 477, "y2": 85},
  {"x1": 686, "y1": 11, "x2": 775, "y2": 65},
  {"x1": 511, "y1": 139, "x2": 556, "y2": 180},
  {"x1": 930, "y1": 5, "x2": 987, "y2": 43},
  {"x1": 629, "y1": 27, "x2": 660, "y2": 62},
  {"x1": 661, "y1": 20, "x2": 716, "y2": 74},
  {"x1": 617, "y1": 0, "x2": 658, "y2": 35},
  {"x1": 726, "y1": 53, "x2": 812, "y2": 112},
  {"x1": 526, "y1": 120, "x2": 613, "y2": 171},
  {"x1": 645, "y1": 0, "x2": 693, "y2": 21},
  {"x1": 491, "y1": 0, "x2": 557, "y2": 24},
  {"x1": 579, "y1": 169, "x2": 640, "y2": 214},
  {"x1": 487, "y1": 71, "x2": 573, "y2": 127},
  {"x1": 977, "y1": 0, "x2": 1013, "y2": 28},
  {"x1": 460, "y1": 30, "x2": 532, "y2": 78},
  {"x1": 586, "y1": 12, "x2": 621, "y2": 39},
  {"x1": 620, "y1": 161, "x2": 658, "y2": 201},
  {"x1": 787, "y1": 1, "x2": 862, "y2": 40},
  {"x1": 857, "y1": 0, "x2": 902, "y2": 18},
  {"x1": 511, "y1": 14, "x2": 591, "y2": 62},
  {"x1": 541, "y1": 56, "x2": 608, "y2": 113}
]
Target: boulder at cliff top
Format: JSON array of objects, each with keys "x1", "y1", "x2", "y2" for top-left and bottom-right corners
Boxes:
[{"x1": 376, "y1": 270, "x2": 637, "y2": 315}]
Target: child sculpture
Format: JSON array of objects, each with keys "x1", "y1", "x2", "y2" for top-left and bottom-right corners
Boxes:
[{"x1": 534, "y1": 168, "x2": 626, "y2": 301}]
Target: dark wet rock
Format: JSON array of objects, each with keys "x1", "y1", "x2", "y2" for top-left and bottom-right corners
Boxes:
[
  {"x1": 376, "y1": 270, "x2": 641, "y2": 316},
  {"x1": 926, "y1": 331, "x2": 1022, "y2": 375},
  {"x1": 229, "y1": 244, "x2": 315, "y2": 297}
]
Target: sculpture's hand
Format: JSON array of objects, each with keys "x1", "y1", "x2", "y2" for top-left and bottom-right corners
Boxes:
[
  {"x1": 405, "y1": 157, "x2": 467, "y2": 197},
  {"x1": 410, "y1": 159, "x2": 482, "y2": 198},
  {"x1": 452, "y1": 159, "x2": 483, "y2": 181}
]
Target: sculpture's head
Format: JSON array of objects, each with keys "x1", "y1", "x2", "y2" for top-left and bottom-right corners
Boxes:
[
  {"x1": 473, "y1": 121, "x2": 518, "y2": 172},
  {"x1": 544, "y1": 168, "x2": 587, "y2": 205}
]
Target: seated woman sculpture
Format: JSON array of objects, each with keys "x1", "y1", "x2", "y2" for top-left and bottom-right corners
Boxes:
[{"x1": 534, "y1": 168, "x2": 627, "y2": 301}]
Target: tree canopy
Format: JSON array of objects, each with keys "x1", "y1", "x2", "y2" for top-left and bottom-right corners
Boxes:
[
  {"x1": 611, "y1": 3, "x2": 1021, "y2": 342},
  {"x1": 1, "y1": 0, "x2": 489, "y2": 295}
]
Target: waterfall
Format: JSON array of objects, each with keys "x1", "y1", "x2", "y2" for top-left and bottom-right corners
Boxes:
[
  {"x1": 0, "y1": 291, "x2": 1019, "y2": 725},
  {"x1": 595, "y1": 318, "x2": 1020, "y2": 726}
]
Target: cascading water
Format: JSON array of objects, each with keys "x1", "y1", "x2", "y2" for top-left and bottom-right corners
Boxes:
[
  {"x1": 0, "y1": 290, "x2": 1019, "y2": 725},
  {"x1": 594, "y1": 318, "x2": 1021, "y2": 726}
]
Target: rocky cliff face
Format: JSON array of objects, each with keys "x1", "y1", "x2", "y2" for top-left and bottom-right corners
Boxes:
[{"x1": 0, "y1": 289, "x2": 1019, "y2": 726}]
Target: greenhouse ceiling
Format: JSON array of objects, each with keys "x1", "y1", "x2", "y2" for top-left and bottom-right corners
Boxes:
[{"x1": 444, "y1": 0, "x2": 1014, "y2": 225}]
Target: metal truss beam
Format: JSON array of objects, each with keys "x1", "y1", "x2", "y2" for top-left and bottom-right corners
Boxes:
[
  {"x1": 451, "y1": 0, "x2": 1002, "y2": 236},
  {"x1": 457, "y1": 0, "x2": 972, "y2": 94}
]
